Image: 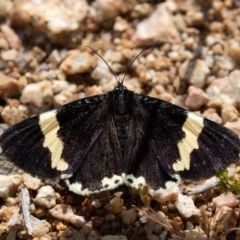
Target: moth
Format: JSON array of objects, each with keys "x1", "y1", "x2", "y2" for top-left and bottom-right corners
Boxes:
[{"x1": 0, "y1": 54, "x2": 240, "y2": 196}]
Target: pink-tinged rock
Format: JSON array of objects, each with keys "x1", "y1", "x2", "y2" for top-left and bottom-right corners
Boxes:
[
  {"x1": 1, "y1": 104, "x2": 30, "y2": 125},
  {"x1": 212, "y1": 192, "x2": 239, "y2": 209},
  {"x1": 185, "y1": 86, "x2": 209, "y2": 110},
  {"x1": 49, "y1": 204, "x2": 85, "y2": 227},
  {"x1": 1, "y1": 24, "x2": 22, "y2": 49},
  {"x1": 133, "y1": 3, "x2": 180, "y2": 46},
  {"x1": 20, "y1": 80, "x2": 53, "y2": 109},
  {"x1": 225, "y1": 118, "x2": 240, "y2": 136},
  {"x1": 0, "y1": 175, "x2": 22, "y2": 198},
  {"x1": 179, "y1": 59, "x2": 210, "y2": 88},
  {"x1": 202, "y1": 108, "x2": 222, "y2": 124},
  {"x1": 60, "y1": 50, "x2": 95, "y2": 75},
  {"x1": 206, "y1": 70, "x2": 240, "y2": 105},
  {"x1": 10, "y1": 0, "x2": 88, "y2": 46},
  {"x1": 91, "y1": 0, "x2": 121, "y2": 22},
  {"x1": 212, "y1": 206, "x2": 238, "y2": 235}
]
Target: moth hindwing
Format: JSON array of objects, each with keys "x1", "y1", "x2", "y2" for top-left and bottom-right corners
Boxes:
[{"x1": 0, "y1": 84, "x2": 240, "y2": 195}]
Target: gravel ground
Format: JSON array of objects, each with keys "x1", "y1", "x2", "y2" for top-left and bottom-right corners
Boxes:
[{"x1": 0, "y1": 0, "x2": 240, "y2": 239}]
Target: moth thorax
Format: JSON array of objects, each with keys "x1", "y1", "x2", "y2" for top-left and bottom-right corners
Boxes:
[
  {"x1": 112, "y1": 90, "x2": 131, "y2": 154},
  {"x1": 114, "y1": 90, "x2": 129, "y2": 114},
  {"x1": 114, "y1": 113, "x2": 130, "y2": 155}
]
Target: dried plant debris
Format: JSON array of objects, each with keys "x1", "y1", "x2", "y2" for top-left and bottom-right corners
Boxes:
[{"x1": 0, "y1": 0, "x2": 240, "y2": 239}]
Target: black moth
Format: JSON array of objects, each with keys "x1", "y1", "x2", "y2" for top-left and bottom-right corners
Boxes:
[{"x1": 0, "y1": 54, "x2": 240, "y2": 196}]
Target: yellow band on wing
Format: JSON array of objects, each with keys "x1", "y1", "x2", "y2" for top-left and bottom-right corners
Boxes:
[
  {"x1": 39, "y1": 110, "x2": 68, "y2": 171},
  {"x1": 173, "y1": 112, "x2": 204, "y2": 171}
]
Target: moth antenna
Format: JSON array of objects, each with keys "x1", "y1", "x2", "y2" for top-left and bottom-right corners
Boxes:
[
  {"x1": 85, "y1": 46, "x2": 121, "y2": 85},
  {"x1": 122, "y1": 45, "x2": 152, "y2": 84}
]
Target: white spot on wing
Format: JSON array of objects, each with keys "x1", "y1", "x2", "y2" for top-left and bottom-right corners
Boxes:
[
  {"x1": 173, "y1": 112, "x2": 204, "y2": 171},
  {"x1": 39, "y1": 110, "x2": 68, "y2": 171},
  {"x1": 153, "y1": 174, "x2": 180, "y2": 194},
  {"x1": 64, "y1": 173, "x2": 181, "y2": 198},
  {"x1": 65, "y1": 174, "x2": 125, "y2": 196},
  {"x1": 60, "y1": 173, "x2": 73, "y2": 179},
  {"x1": 101, "y1": 174, "x2": 124, "y2": 189},
  {"x1": 65, "y1": 180, "x2": 91, "y2": 195},
  {"x1": 123, "y1": 174, "x2": 146, "y2": 189}
]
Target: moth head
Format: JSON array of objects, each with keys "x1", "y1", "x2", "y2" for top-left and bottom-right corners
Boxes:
[{"x1": 86, "y1": 45, "x2": 151, "y2": 89}]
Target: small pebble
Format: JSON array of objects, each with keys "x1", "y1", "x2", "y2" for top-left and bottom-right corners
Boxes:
[
  {"x1": 206, "y1": 70, "x2": 240, "y2": 105},
  {"x1": 212, "y1": 206, "x2": 238, "y2": 234},
  {"x1": 0, "y1": 73, "x2": 22, "y2": 98},
  {"x1": 92, "y1": 216, "x2": 104, "y2": 228},
  {"x1": 92, "y1": 0, "x2": 121, "y2": 22},
  {"x1": 53, "y1": 90, "x2": 78, "y2": 107},
  {"x1": 212, "y1": 192, "x2": 239, "y2": 209},
  {"x1": 185, "y1": 86, "x2": 208, "y2": 110},
  {"x1": 175, "y1": 194, "x2": 200, "y2": 217},
  {"x1": 214, "y1": 55, "x2": 234, "y2": 71},
  {"x1": 184, "y1": 229, "x2": 207, "y2": 240},
  {"x1": 31, "y1": 215, "x2": 51, "y2": 237},
  {"x1": 0, "y1": 0, "x2": 12, "y2": 18},
  {"x1": 59, "y1": 227, "x2": 86, "y2": 240},
  {"x1": 52, "y1": 79, "x2": 76, "y2": 94},
  {"x1": 56, "y1": 222, "x2": 68, "y2": 232},
  {"x1": 133, "y1": 3, "x2": 180, "y2": 45},
  {"x1": 179, "y1": 59, "x2": 210, "y2": 88},
  {"x1": 91, "y1": 199, "x2": 103, "y2": 208},
  {"x1": 22, "y1": 174, "x2": 42, "y2": 190},
  {"x1": 107, "y1": 196, "x2": 124, "y2": 214},
  {"x1": 0, "y1": 24, "x2": 22, "y2": 49},
  {"x1": 80, "y1": 222, "x2": 92, "y2": 236},
  {"x1": 1, "y1": 104, "x2": 29, "y2": 125},
  {"x1": 121, "y1": 209, "x2": 137, "y2": 225},
  {"x1": 60, "y1": 50, "x2": 95, "y2": 75},
  {"x1": 146, "y1": 234, "x2": 160, "y2": 240},
  {"x1": 221, "y1": 105, "x2": 239, "y2": 123},
  {"x1": 10, "y1": 0, "x2": 88, "y2": 46},
  {"x1": 101, "y1": 235, "x2": 127, "y2": 240},
  {"x1": 49, "y1": 204, "x2": 85, "y2": 227},
  {"x1": 20, "y1": 80, "x2": 53, "y2": 109},
  {"x1": 202, "y1": 108, "x2": 222, "y2": 124},
  {"x1": 4, "y1": 197, "x2": 18, "y2": 207},
  {"x1": 6, "y1": 210, "x2": 22, "y2": 240},
  {"x1": 34, "y1": 186, "x2": 56, "y2": 209},
  {"x1": 0, "y1": 175, "x2": 22, "y2": 198},
  {"x1": 0, "y1": 206, "x2": 19, "y2": 222},
  {"x1": 88, "y1": 230, "x2": 101, "y2": 240},
  {"x1": 104, "y1": 213, "x2": 116, "y2": 222},
  {"x1": 39, "y1": 235, "x2": 52, "y2": 240},
  {"x1": 1, "y1": 49, "x2": 18, "y2": 61},
  {"x1": 224, "y1": 118, "x2": 240, "y2": 136},
  {"x1": 228, "y1": 45, "x2": 240, "y2": 66}
]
